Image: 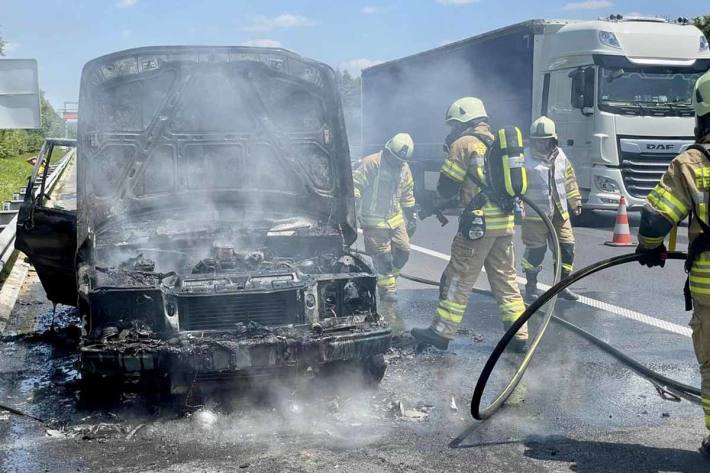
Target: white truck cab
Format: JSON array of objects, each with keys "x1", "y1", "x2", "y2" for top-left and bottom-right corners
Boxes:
[
  {"x1": 535, "y1": 16, "x2": 710, "y2": 210},
  {"x1": 362, "y1": 16, "x2": 710, "y2": 212}
]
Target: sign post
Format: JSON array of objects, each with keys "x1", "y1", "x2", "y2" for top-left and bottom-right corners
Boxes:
[{"x1": 0, "y1": 59, "x2": 41, "y2": 129}]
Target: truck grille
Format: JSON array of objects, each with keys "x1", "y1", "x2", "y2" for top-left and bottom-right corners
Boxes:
[
  {"x1": 178, "y1": 291, "x2": 303, "y2": 331},
  {"x1": 618, "y1": 137, "x2": 694, "y2": 199},
  {"x1": 620, "y1": 153, "x2": 675, "y2": 198}
]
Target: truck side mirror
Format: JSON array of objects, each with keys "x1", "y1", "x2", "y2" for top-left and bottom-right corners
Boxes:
[
  {"x1": 569, "y1": 69, "x2": 585, "y2": 109},
  {"x1": 569, "y1": 68, "x2": 595, "y2": 116},
  {"x1": 583, "y1": 67, "x2": 595, "y2": 110}
]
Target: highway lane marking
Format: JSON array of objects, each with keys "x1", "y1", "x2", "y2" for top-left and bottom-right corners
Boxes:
[{"x1": 408, "y1": 242, "x2": 693, "y2": 338}]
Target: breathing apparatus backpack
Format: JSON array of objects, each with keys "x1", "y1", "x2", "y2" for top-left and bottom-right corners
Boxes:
[{"x1": 460, "y1": 126, "x2": 528, "y2": 240}]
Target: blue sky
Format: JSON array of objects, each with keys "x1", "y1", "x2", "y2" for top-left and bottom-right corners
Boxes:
[{"x1": 1, "y1": 0, "x2": 707, "y2": 109}]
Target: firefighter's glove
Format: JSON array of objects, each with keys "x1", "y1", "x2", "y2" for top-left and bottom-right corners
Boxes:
[
  {"x1": 404, "y1": 207, "x2": 417, "y2": 237},
  {"x1": 635, "y1": 243, "x2": 667, "y2": 268},
  {"x1": 406, "y1": 217, "x2": 417, "y2": 238}
]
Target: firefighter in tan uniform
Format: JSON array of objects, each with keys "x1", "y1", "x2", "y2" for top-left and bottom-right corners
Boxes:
[
  {"x1": 522, "y1": 116, "x2": 582, "y2": 302},
  {"x1": 636, "y1": 70, "x2": 710, "y2": 458},
  {"x1": 411, "y1": 97, "x2": 527, "y2": 352},
  {"x1": 353, "y1": 133, "x2": 417, "y2": 332}
]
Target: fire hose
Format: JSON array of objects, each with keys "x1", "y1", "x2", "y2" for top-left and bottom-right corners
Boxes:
[
  {"x1": 393, "y1": 176, "x2": 700, "y2": 420},
  {"x1": 396, "y1": 195, "x2": 564, "y2": 419},
  {"x1": 470, "y1": 251, "x2": 700, "y2": 417},
  {"x1": 401, "y1": 251, "x2": 701, "y2": 422}
]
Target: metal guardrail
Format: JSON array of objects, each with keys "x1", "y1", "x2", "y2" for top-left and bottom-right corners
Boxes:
[{"x1": 0, "y1": 148, "x2": 75, "y2": 275}]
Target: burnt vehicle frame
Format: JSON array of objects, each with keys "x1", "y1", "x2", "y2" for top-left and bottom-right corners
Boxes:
[{"x1": 16, "y1": 46, "x2": 391, "y2": 394}]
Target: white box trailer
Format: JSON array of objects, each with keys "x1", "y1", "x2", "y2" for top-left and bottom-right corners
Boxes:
[{"x1": 362, "y1": 16, "x2": 710, "y2": 210}]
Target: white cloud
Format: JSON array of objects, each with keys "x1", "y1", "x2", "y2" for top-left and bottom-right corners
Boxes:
[
  {"x1": 243, "y1": 13, "x2": 316, "y2": 32},
  {"x1": 361, "y1": 6, "x2": 378, "y2": 15},
  {"x1": 340, "y1": 58, "x2": 384, "y2": 76},
  {"x1": 562, "y1": 0, "x2": 612, "y2": 11},
  {"x1": 116, "y1": 0, "x2": 138, "y2": 8},
  {"x1": 240, "y1": 39, "x2": 283, "y2": 48},
  {"x1": 435, "y1": 0, "x2": 480, "y2": 5}
]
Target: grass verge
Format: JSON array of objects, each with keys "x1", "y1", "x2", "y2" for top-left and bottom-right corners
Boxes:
[{"x1": 0, "y1": 152, "x2": 35, "y2": 204}]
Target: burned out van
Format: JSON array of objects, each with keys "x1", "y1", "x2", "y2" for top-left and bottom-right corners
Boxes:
[{"x1": 16, "y1": 47, "x2": 391, "y2": 393}]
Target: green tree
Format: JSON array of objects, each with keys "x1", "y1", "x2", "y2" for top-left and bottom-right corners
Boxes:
[
  {"x1": 0, "y1": 93, "x2": 65, "y2": 159},
  {"x1": 0, "y1": 28, "x2": 64, "y2": 157},
  {"x1": 336, "y1": 69, "x2": 363, "y2": 158},
  {"x1": 695, "y1": 16, "x2": 710, "y2": 39}
]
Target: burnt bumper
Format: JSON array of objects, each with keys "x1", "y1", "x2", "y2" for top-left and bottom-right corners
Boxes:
[{"x1": 81, "y1": 327, "x2": 391, "y2": 389}]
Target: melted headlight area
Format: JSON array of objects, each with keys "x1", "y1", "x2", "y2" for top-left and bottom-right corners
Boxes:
[
  {"x1": 86, "y1": 288, "x2": 168, "y2": 339},
  {"x1": 315, "y1": 276, "x2": 377, "y2": 324}
]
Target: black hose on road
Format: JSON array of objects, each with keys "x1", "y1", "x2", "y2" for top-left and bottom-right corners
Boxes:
[
  {"x1": 470, "y1": 251, "x2": 698, "y2": 418},
  {"x1": 397, "y1": 195, "x2": 563, "y2": 420},
  {"x1": 402, "y1": 251, "x2": 702, "y2": 420},
  {"x1": 0, "y1": 402, "x2": 45, "y2": 423}
]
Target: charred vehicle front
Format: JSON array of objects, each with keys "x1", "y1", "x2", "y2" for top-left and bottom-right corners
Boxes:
[{"x1": 16, "y1": 46, "x2": 391, "y2": 393}]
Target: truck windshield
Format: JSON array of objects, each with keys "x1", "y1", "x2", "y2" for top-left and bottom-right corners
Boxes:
[{"x1": 598, "y1": 66, "x2": 702, "y2": 116}]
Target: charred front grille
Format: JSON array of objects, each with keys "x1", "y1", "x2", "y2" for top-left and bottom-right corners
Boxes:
[
  {"x1": 618, "y1": 137, "x2": 694, "y2": 199},
  {"x1": 178, "y1": 290, "x2": 303, "y2": 331}
]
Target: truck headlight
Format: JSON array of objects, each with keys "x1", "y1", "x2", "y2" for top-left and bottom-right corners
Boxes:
[
  {"x1": 599, "y1": 31, "x2": 621, "y2": 49},
  {"x1": 595, "y1": 176, "x2": 620, "y2": 193},
  {"x1": 701, "y1": 35, "x2": 709, "y2": 53}
]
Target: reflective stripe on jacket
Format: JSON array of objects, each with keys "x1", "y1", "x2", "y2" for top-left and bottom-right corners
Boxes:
[
  {"x1": 353, "y1": 151, "x2": 415, "y2": 229},
  {"x1": 638, "y1": 141, "x2": 710, "y2": 300}
]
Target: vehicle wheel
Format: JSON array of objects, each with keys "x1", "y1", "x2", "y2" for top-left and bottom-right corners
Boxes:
[
  {"x1": 361, "y1": 353, "x2": 387, "y2": 385},
  {"x1": 78, "y1": 373, "x2": 123, "y2": 406}
]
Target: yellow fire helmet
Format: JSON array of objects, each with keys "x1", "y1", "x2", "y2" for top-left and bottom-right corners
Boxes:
[
  {"x1": 384, "y1": 132, "x2": 414, "y2": 161},
  {"x1": 694, "y1": 69, "x2": 710, "y2": 118},
  {"x1": 529, "y1": 116, "x2": 558, "y2": 141},
  {"x1": 445, "y1": 97, "x2": 488, "y2": 124}
]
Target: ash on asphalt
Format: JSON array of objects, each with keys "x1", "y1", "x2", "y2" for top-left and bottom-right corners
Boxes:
[{"x1": 0, "y1": 287, "x2": 708, "y2": 472}]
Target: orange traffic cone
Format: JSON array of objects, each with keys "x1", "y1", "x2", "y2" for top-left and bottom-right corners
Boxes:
[{"x1": 605, "y1": 196, "x2": 634, "y2": 247}]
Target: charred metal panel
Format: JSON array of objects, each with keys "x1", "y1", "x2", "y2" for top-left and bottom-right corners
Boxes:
[
  {"x1": 15, "y1": 207, "x2": 77, "y2": 306},
  {"x1": 81, "y1": 327, "x2": 391, "y2": 381},
  {"x1": 88, "y1": 288, "x2": 167, "y2": 334},
  {"x1": 77, "y1": 46, "x2": 357, "y2": 248}
]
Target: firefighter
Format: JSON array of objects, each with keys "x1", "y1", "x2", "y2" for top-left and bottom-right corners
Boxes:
[
  {"x1": 411, "y1": 97, "x2": 528, "y2": 352},
  {"x1": 353, "y1": 133, "x2": 417, "y2": 332},
  {"x1": 521, "y1": 116, "x2": 582, "y2": 302},
  {"x1": 636, "y1": 69, "x2": 710, "y2": 458}
]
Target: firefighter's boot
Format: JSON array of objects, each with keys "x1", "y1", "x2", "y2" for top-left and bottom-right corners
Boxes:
[
  {"x1": 524, "y1": 271, "x2": 541, "y2": 304},
  {"x1": 559, "y1": 271, "x2": 579, "y2": 301},
  {"x1": 411, "y1": 327, "x2": 450, "y2": 351},
  {"x1": 701, "y1": 435, "x2": 710, "y2": 459}
]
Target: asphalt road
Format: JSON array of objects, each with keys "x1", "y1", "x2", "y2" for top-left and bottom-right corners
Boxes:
[{"x1": 1, "y1": 212, "x2": 709, "y2": 472}]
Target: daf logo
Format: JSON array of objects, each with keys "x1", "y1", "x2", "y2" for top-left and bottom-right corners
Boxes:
[{"x1": 646, "y1": 143, "x2": 675, "y2": 151}]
